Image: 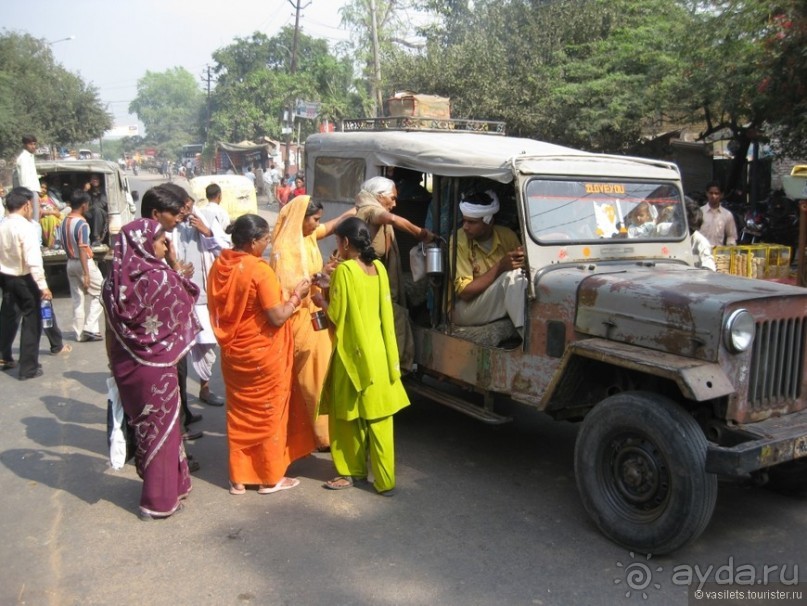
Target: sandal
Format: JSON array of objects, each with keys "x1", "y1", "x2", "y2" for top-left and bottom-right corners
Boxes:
[
  {"x1": 323, "y1": 476, "x2": 357, "y2": 490},
  {"x1": 229, "y1": 482, "x2": 246, "y2": 495},
  {"x1": 257, "y1": 477, "x2": 300, "y2": 494},
  {"x1": 52, "y1": 344, "x2": 72, "y2": 356}
]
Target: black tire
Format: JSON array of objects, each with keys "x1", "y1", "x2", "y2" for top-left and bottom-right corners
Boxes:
[{"x1": 574, "y1": 391, "x2": 717, "y2": 554}]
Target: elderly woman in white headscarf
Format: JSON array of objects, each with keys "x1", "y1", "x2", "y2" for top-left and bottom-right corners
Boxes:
[
  {"x1": 354, "y1": 176, "x2": 436, "y2": 305},
  {"x1": 451, "y1": 189, "x2": 528, "y2": 332},
  {"x1": 354, "y1": 176, "x2": 436, "y2": 370}
]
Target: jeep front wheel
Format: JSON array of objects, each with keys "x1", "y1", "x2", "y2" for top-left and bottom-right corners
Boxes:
[{"x1": 574, "y1": 391, "x2": 717, "y2": 554}]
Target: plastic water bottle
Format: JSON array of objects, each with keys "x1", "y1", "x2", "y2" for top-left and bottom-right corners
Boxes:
[{"x1": 41, "y1": 300, "x2": 53, "y2": 328}]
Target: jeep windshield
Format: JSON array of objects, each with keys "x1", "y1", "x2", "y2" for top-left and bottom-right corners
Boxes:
[{"x1": 524, "y1": 178, "x2": 686, "y2": 243}]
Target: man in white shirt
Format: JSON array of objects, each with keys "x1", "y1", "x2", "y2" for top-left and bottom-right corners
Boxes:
[
  {"x1": 699, "y1": 181, "x2": 738, "y2": 247},
  {"x1": 15, "y1": 135, "x2": 41, "y2": 222},
  {"x1": 169, "y1": 184, "x2": 229, "y2": 408},
  {"x1": 267, "y1": 161, "x2": 280, "y2": 205},
  {"x1": 198, "y1": 182, "x2": 231, "y2": 236},
  {"x1": 0, "y1": 187, "x2": 51, "y2": 379}
]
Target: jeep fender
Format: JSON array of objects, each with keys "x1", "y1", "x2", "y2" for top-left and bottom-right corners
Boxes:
[{"x1": 546, "y1": 337, "x2": 735, "y2": 405}]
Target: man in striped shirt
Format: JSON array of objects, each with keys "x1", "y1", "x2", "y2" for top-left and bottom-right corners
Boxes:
[{"x1": 59, "y1": 190, "x2": 104, "y2": 342}]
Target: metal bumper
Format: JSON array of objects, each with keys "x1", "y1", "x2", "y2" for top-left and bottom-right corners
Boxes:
[{"x1": 706, "y1": 408, "x2": 807, "y2": 476}]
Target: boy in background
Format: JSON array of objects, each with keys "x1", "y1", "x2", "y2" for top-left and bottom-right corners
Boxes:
[
  {"x1": 686, "y1": 197, "x2": 717, "y2": 271},
  {"x1": 59, "y1": 190, "x2": 104, "y2": 341}
]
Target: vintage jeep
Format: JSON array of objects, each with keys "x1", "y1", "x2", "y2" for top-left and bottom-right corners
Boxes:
[
  {"x1": 36, "y1": 159, "x2": 137, "y2": 269},
  {"x1": 305, "y1": 119, "x2": 807, "y2": 554}
]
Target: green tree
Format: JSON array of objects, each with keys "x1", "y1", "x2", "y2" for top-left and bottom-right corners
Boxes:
[
  {"x1": 208, "y1": 28, "x2": 356, "y2": 144},
  {"x1": 0, "y1": 31, "x2": 111, "y2": 163},
  {"x1": 339, "y1": 0, "x2": 401, "y2": 115},
  {"x1": 391, "y1": 0, "x2": 806, "y2": 176},
  {"x1": 541, "y1": 0, "x2": 692, "y2": 151},
  {"x1": 129, "y1": 67, "x2": 204, "y2": 156},
  {"x1": 388, "y1": 0, "x2": 692, "y2": 152},
  {"x1": 674, "y1": 0, "x2": 807, "y2": 192}
]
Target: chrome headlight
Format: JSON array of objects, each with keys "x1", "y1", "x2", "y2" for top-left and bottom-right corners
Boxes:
[{"x1": 723, "y1": 309, "x2": 755, "y2": 353}]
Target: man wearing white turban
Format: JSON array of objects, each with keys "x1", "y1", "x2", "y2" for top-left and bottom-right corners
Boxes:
[{"x1": 451, "y1": 190, "x2": 528, "y2": 332}]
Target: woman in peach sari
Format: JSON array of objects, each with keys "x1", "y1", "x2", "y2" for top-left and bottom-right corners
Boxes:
[
  {"x1": 207, "y1": 214, "x2": 314, "y2": 494},
  {"x1": 270, "y1": 195, "x2": 355, "y2": 450}
]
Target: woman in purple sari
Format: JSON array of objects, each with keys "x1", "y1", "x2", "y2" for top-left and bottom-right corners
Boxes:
[{"x1": 102, "y1": 218, "x2": 200, "y2": 520}]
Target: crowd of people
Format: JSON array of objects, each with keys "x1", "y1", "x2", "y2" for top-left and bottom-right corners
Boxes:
[
  {"x1": 3, "y1": 177, "x2": 418, "y2": 518},
  {"x1": 2, "y1": 131, "x2": 732, "y2": 520},
  {"x1": 100, "y1": 183, "x2": 412, "y2": 519},
  {"x1": 0, "y1": 135, "x2": 417, "y2": 519}
]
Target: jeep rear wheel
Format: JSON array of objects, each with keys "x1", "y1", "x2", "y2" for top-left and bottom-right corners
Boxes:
[{"x1": 574, "y1": 392, "x2": 717, "y2": 554}]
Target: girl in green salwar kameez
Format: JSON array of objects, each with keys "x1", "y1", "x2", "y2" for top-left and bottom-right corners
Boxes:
[{"x1": 314, "y1": 217, "x2": 410, "y2": 496}]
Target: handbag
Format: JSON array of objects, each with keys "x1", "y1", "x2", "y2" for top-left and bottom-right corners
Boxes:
[
  {"x1": 106, "y1": 376, "x2": 135, "y2": 469},
  {"x1": 409, "y1": 242, "x2": 427, "y2": 282}
]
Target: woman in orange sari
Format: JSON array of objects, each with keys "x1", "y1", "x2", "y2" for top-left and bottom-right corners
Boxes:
[
  {"x1": 270, "y1": 195, "x2": 356, "y2": 450},
  {"x1": 207, "y1": 214, "x2": 315, "y2": 494}
]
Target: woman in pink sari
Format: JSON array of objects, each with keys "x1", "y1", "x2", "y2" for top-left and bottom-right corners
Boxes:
[{"x1": 102, "y1": 217, "x2": 200, "y2": 520}]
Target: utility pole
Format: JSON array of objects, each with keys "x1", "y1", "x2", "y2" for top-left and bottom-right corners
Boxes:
[
  {"x1": 369, "y1": 0, "x2": 383, "y2": 116},
  {"x1": 200, "y1": 64, "x2": 213, "y2": 140},
  {"x1": 285, "y1": 0, "x2": 310, "y2": 174}
]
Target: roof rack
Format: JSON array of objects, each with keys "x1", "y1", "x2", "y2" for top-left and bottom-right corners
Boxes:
[{"x1": 339, "y1": 117, "x2": 507, "y2": 135}]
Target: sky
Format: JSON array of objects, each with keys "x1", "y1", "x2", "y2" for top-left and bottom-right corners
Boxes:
[{"x1": 2, "y1": 0, "x2": 355, "y2": 134}]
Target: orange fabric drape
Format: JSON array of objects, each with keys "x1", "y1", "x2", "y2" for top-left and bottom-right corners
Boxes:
[
  {"x1": 271, "y1": 195, "x2": 331, "y2": 447},
  {"x1": 207, "y1": 249, "x2": 314, "y2": 485}
]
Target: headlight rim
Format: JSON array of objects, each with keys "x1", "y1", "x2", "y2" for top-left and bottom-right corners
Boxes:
[{"x1": 724, "y1": 308, "x2": 755, "y2": 353}]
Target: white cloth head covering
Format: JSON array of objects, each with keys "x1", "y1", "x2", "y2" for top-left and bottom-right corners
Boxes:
[
  {"x1": 459, "y1": 190, "x2": 500, "y2": 224},
  {"x1": 359, "y1": 176, "x2": 395, "y2": 197}
]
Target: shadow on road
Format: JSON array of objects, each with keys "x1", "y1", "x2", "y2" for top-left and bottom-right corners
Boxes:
[{"x1": 0, "y1": 447, "x2": 138, "y2": 510}]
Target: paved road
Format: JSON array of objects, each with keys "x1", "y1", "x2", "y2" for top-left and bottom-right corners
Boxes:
[{"x1": 1, "y1": 174, "x2": 805, "y2": 605}]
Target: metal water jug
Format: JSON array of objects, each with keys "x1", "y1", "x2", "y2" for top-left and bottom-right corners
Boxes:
[{"x1": 426, "y1": 242, "x2": 444, "y2": 276}]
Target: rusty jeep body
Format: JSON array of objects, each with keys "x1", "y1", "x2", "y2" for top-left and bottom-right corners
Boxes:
[{"x1": 305, "y1": 120, "x2": 807, "y2": 554}]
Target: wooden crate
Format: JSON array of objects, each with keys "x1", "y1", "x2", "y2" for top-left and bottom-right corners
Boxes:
[
  {"x1": 732, "y1": 245, "x2": 768, "y2": 279},
  {"x1": 764, "y1": 244, "x2": 791, "y2": 279},
  {"x1": 385, "y1": 92, "x2": 451, "y2": 120},
  {"x1": 713, "y1": 245, "x2": 732, "y2": 274}
]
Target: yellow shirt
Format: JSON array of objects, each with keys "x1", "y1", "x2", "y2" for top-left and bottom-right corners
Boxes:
[{"x1": 452, "y1": 224, "x2": 521, "y2": 294}]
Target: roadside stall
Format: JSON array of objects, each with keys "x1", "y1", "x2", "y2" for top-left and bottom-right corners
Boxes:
[
  {"x1": 215, "y1": 139, "x2": 278, "y2": 174},
  {"x1": 716, "y1": 165, "x2": 807, "y2": 285}
]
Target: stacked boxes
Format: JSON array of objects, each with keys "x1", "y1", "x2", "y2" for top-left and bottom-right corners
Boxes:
[
  {"x1": 713, "y1": 246, "x2": 732, "y2": 274},
  {"x1": 765, "y1": 245, "x2": 791, "y2": 278},
  {"x1": 713, "y1": 244, "x2": 791, "y2": 279}
]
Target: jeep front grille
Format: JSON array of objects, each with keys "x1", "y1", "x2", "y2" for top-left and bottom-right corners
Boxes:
[{"x1": 748, "y1": 317, "x2": 806, "y2": 407}]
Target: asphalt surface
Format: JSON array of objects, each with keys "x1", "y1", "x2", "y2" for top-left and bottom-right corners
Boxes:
[{"x1": 1, "y1": 173, "x2": 806, "y2": 606}]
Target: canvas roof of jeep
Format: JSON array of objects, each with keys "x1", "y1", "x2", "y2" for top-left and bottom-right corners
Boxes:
[
  {"x1": 305, "y1": 131, "x2": 591, "y2": 184},
  {"x1": 36, "y1": 159, "x2": 126, "y2": 175}
]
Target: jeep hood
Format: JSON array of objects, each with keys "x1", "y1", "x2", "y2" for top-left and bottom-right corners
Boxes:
[{"x1": 574, "y1": 264, "x2": 807, "y2": 361}]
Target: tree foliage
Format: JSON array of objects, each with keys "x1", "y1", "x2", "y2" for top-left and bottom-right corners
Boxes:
[
  {"x1": 387, "y1": 0, "x2": 693, "y2": 152},
  {"x1": 207, "y1": 28, "x2": 357, "y2": 145},
  {"x1": 376, "y1": 0, "x2": 807, "y2": 199},
  {"x1": 338, "y1": 0, "x2": 422, "y2": 115},
  {"x1": 0, "y1": 31, "x2": 111, "y2": 162},
  {"x1": 676, "y1": 0, "x2": 807, "y2": 159},
  {"x1": 129, "y1": 67, "x2": 204, "y2": 155}
]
